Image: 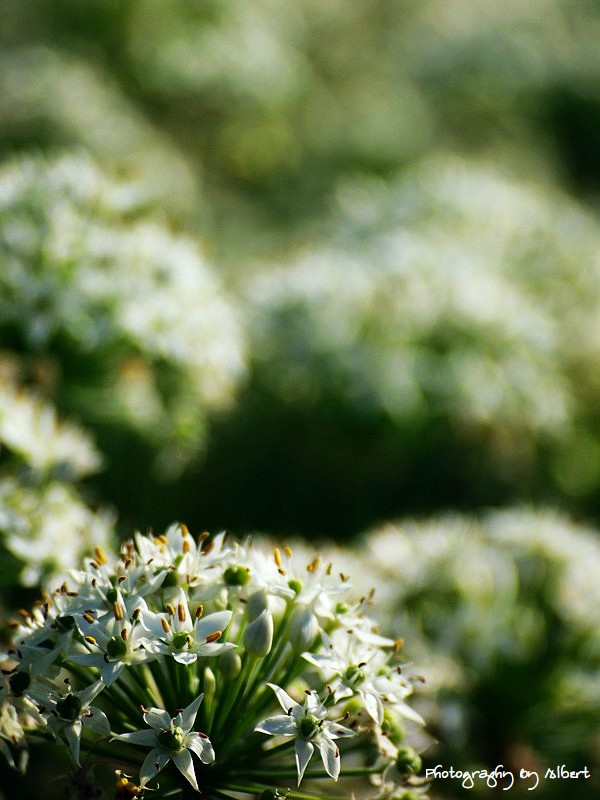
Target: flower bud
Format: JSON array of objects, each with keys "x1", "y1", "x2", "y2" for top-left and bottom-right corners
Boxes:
[
  {"x1": 395, "y1": 745, "x2": 422, "y2": 775},
  {"x1": 246, "y1": 590, "x2": 269, "y2": 621},
  {"x1": 289, "y1": 605, "x2": 319, "y2": 652},
  {"x1": 244, "y1": 609, "x2": 273, "y2": 657},
  {"x1": 56, "y1": 694, "x2": 82, "y2": 722},
  {"x1": 219, "y1": 648, "x2": 242, "y2": 679},
  {"x1": 203, "y1": 666, "x2": 216, "y2": 706}
]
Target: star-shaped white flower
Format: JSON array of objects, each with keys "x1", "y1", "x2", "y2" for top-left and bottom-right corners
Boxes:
[
  {"x1": 138, "y1": 590, "x2": 234, "y2": 664},
  {"x1": 255, "y1": 684, "x2": 354, "y2": 785},
  {"x1": 34, "y1": 680, "x2": 109, "y2": 765},
  {"x1": 113, "y1": 694, "x2": 214, "y2": 791}
]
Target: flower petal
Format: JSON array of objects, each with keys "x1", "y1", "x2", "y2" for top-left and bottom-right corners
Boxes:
[
  {"x1": 64, "y1": 721, "x2": 82, "y2": 766},
  {"x1": 255, "y1": 714, "x2": 297, "y2": 736},
  {"x1": 140, "y1": 748, "x2": 170, "y2": 786},
  {"x1": 186, "y1": 732, "x2": 215, "y2": 764},
  {"x1": 76, "y1": 680, "x2": 105, "y2": 708},
  {"x1": 176, "y1": 693, "x2": 204, "y2": 732},
  {"x1": 173, "y1": 650, "x2": 198, "y2": 665},
  {"x1": 295, "y1": 738, "x2": 314, "y2": 785},
  {"x1": 143, "y1": 707, "x2": 172, "y2": 730},
  {"x1": 82, "y1": 707, "x2": 110, "y2": 736},
  {"x1": 172, "y1": 748, "x2": 199, "y2": 791},
  {"x1": 100, "y1": 661, "x2": 125, "y2": 685},
  {"x1": 267, "y1": 683, "x2": 299, "y2": 714},
  {"x1": 318, "y1": 735, "x2": 340, "y2": 780},
  {"x1": 362, "y1": 689, "x2": 383, "y2": 725},
  {"x1": 113, "y1": 729, "x2": 157, "y2": 746},
  {"x1": 393, "y1": 698, "x2": 426, "y2": 726},
  {"x1": 193, "y1": 609, "x2": 232, "y2": 639},
  {"x1": 325, "y1": 721, "x2": 355, "y2": 739}
]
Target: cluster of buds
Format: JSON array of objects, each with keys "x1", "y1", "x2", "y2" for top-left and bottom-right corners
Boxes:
[{"x1": 1, "y1": 524, "x2": 427, "y2": 799}]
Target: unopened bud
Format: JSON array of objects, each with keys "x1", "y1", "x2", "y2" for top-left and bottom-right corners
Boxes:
[
  {"x1": 219, "y1": 649, "x2": 242, "y2": 679},
  {"x1": 289, "y1": 605, "x2": 319, "y2": 652},
  {"x1": 203, "y1": 666, "x2": 216, "y2": 706},
  {"x1": 244, "y1": 609, "x2": 273, "y2": 657},
  {"x1": 395, "y1": 745, "x2": 422, "y2": 776},
  {"x1": 246, "y1": 590, "x2": 269, "y2": 621}
]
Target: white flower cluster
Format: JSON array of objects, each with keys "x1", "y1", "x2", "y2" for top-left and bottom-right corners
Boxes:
[
  {"x1": 0, "y1": 45, "x2": 199, "y2": 213},
  {"x1": 247, "y1": 156, "x2": 600, "y2": 437},
  {"x1": 357, "y1": 508, "x2": 600, "y2": 761},
  {"x1": 0, "y1": 382, "x2": 101, "y2": 479},
  {"x1": 0, "y1": 152, "x2": 246, "y2": 466},
  {"x1": 1, "y1": 524, "x2": 427, "y2": 799},
  {"x1": 0, "y1": 378, "x2": 114, "y2": 589}
]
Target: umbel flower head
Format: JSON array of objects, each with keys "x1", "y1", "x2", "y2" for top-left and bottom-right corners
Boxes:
[{"x1": 1, "y1": 523, "x2": 427, "y2": 799}]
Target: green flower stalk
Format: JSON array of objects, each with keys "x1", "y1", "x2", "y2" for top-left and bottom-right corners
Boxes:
[{"x1": 0, "y1": 524, "x2": 427, "y2": 799}]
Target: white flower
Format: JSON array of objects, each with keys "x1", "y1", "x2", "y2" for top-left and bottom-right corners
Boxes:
[
  {"x1": 138, "y1": 589, "x2": 234, "y2": 664},
  {"x1": 113, "y1": 694, "x2": 214, "y2": 791},
  {"x1": 0, "y1": 384, "x2": 101, "y2": 477},
  {"x1": 0, "y1": 480, "x2": 115, "y2": 587},
  {"x1": 70, "y1": 611, "x2": 153, "y2": 685},
  {"x1": 255, "y1": 683, "x2": 354, "y2": 784},
  {"x1": 32, "y1": 680, "x2": 109, "y2": 765},
  {"x1": 304, "y1": 629, "x2": 424, "y2": 726}
]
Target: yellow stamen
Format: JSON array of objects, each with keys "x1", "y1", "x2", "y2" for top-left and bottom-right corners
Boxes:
[
  {"x1": 94, "y1": 547, "x2": 107, "y2": 566},
  {"x1": 206, "y1": 631, "x2": 222, "y2": 643},
  {"x1": 161, "y1": 618, "x2": 171, "y2": 634}
]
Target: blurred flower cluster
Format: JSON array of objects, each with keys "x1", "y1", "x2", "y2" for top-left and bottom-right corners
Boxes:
[
  {"x1": 0, "y1": 152, "x2": 246, "y2": 479},
  {"x1": 245, "y1": 155, "x2": 600, "y2": 508},
  {"x1": 2, "y1": 3, "x2": 600, "y2": 799},
  {"x1": 1, "y1": 523, "x2": 427, "y2": 799},
  {"x1": 0, "y1": 362, "x2": 114, "y2": 594},
  {"x1": 356, "y1": 508, "x2": 600, "y2": 798}
]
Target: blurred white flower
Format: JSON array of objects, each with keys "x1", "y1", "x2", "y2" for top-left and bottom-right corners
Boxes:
[{"x1": 0, "y1": 384, "x2": 101, "y2": 478}]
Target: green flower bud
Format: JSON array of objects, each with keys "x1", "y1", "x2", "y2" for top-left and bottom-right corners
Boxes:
[
  {"x1": 107, "y1": 635, "x2": 128, "y2": 659},
  {"x1": 55, "y1": 615, "x2": 75, "y2": 632},
  {"x1": 203, "y1": 666, "x2": 216, "y2": 706},
  {"x1": 299, "y1": 714, "x2": 320, "y2": 739},
  {"x1": 56, "y1": 694, "x2": 82, "y2": 722},
  {"x1": 173, "y1": 631, "x2": 191, "y2": 650},
  {"x1": 224, "y1": 565, "x2": 251, "y2": 586},
  {"x1": 395, "y1": 746, "x2": 422, "y2": 775},
  {"x1": 244, "y1": 609, "x2": 273, "y2": 657},
  {"x1": 219, "y1": 649, "x2": 242, "y2": 679},
  {"x1": 106, "y1": 587, "x2": 119, "y2": 604},
  {"x1": 381, "y1": 709, "x2": 406, "y2": 745},
  {"x1": 289, "y1": 605, "x2": 319, "y2": 652},
  {"x1": 9, "y1": 671, "x2": 31, "y2": 697},
  {"x1": 344, "y1": 663, "x2": 366, "y2": 685},
  {"x1": 157, "y1": 727, "x2": 185, "y2": 753},
  {"x1": 162, "y1": 570, "x2": 179, "y2": 588}
]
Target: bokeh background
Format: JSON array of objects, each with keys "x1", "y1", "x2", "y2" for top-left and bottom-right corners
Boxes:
[{"x1": 1, "y1": 1, "x2": 600, "y2": 798}]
